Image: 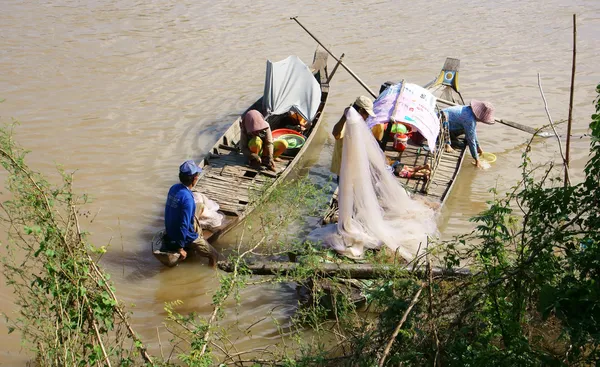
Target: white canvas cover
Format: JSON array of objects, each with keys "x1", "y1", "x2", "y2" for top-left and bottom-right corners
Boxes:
[
  {"x1": 263, "y1": 55, "x2": 321, "y2": 121},
  {"x1": 367, "y1": 82, "x2": 440, "y2": 152}
]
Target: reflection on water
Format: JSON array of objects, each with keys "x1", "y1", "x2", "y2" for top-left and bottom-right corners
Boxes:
[{"x1": 1, "y1": 0, "x2": 599, "y2": 363}]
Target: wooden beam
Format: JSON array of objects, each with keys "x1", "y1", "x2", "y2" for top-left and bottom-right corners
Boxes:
[{"x1": 217, "y1": 261, "x2": 471, "y2": 279}]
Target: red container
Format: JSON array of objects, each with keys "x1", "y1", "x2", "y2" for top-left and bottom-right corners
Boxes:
[
  {"x1": 393, "y1": 133, "x2": 408, "y2": 152},
  {"x1": 272, "y1": 128, "x2": 304, "y2": 140}
]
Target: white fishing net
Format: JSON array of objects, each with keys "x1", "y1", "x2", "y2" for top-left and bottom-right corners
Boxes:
[
  {"x1": 193, "y1": 192, "x2": 224, "y2": 231},
  {"x1": 309, "y1": 107, "x2": 438, "y2": 260}
]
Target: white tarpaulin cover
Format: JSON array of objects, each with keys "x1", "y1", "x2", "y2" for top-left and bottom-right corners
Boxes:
[
  {"x1": 366, "y1": 82, "x2": 440, "y2": 152},
  {"x1": 263, "y1": 55, "x2": 321, "y2": 121}
]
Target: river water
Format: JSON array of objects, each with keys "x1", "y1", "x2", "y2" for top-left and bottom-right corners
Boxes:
[{"x1": 1, "y1": 0, "x2": 599, "y2": 364}]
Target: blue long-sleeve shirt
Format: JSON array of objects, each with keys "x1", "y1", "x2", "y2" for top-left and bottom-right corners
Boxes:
[
  {"x1": 442, "y1": 105, "x2": 480, "y2": 160},
  {"x1": 164, "y1": 183, "x2": 198, "y2": 250}
]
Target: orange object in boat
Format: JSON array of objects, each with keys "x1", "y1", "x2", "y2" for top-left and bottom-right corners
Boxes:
[{"x1": 393, "y1": 133, "x2": 408, "y2": 152}]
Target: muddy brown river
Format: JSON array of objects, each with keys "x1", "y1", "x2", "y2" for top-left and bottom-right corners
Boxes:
[{"x1": 1, "y1": 0, "x2": 599, "y2": 364}]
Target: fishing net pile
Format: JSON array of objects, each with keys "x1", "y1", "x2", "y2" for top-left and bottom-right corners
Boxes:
[
  {"x1": 192, "y1": 192, "x2": 224, "y2": 230},
  {"x1": 309, "y1": 108, "x2": 438, "y2": 260}
]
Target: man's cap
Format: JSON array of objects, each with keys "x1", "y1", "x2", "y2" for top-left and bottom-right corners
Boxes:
[
  {"x1": 354, "y1": 96, "x2": 376, "y2": 117},
  {"x1": 179, "y1": 160, "x2": 202, "y2": 176}
]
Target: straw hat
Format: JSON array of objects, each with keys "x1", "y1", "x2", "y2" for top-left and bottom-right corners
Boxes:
[
  {"x1": 470, "y1": 100, "x2": 495, "y2": 124},
  {"x1": 354, "y1": 96, "x2": 376, "y2": 117}
]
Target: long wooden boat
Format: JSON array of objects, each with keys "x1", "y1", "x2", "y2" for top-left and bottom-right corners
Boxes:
[
  {"x1": 153, "y1": 47, "x2": 336, "y2": 266},
  {"x1": 305, "y1": 58, "x2": 468, "y2": 307},
  {"x1": 198, "y1": 48, "x2": 333, "y2": 243},
  {"x1": 322, "y1": 57, "x2": 467, "y2": 225}
]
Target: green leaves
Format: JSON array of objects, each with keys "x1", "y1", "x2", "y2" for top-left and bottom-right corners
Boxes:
[{"x1": 0, "y1": 124, "x2": 148, "y2": 366}]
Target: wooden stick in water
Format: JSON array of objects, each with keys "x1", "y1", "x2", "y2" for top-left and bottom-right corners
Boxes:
[{"x1": 565, "y1": 14, "x2": 576, "y2": 187}]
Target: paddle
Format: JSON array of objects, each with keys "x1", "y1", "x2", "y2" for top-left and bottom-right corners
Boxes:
[{"x1": 290, "y1": 16, "x2": 554, "y2": 138}]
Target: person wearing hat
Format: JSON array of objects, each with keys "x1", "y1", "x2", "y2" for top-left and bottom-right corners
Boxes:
[
  {"x1": 330, "y1": 96, "x2": 377, "y2": 179},
  {"x1": 239, "y1": 109, "x2": 287, "y2": 172},
  {"x1": 441, "y1": 100, "x2": 495, "y2": 168},
  {"x1": 163, "y1": 160, "x2": 222, "y2": 267}
]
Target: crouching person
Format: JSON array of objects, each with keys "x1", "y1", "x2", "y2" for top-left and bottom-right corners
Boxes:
[
  {"x1": 163, "y1": 160, "x2": 222, "y2": 268},
  {"x1": 240, "y1": 110, "x2": 287, "y2": 172}
]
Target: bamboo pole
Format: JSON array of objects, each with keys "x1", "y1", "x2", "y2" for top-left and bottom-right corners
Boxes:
[
  {"x1": 565, "y1": 14, "x2": 576, "y2": 187},
  {"x1": 291, "y1": 16, "x2": 552, "y2": 138},
  {"x1": 436, "y1": 97, "x2": 553, "y2": 137},
  {"x1": 290, "y1": 16, "x2": 377, "y2": 99}
]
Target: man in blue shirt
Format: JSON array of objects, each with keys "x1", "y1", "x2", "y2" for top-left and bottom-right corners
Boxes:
[
  {"x1": 164, "y1": 160, "x2": 221, "y2": 267},
  {"x1": 441, "y1": 100, "x2": 495, "y2": 168}
]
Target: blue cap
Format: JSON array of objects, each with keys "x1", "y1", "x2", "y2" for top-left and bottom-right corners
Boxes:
[{"x1": 179, "y1": 160, "x2": 201, "y2": 176}]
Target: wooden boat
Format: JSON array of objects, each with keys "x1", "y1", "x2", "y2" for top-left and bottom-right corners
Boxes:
[
  {"x1": 322, "y1": 57, "x2": 467, "y2": 225},
  {"x1": 306, "y1": 58, "x2": 468, "y2": 307},
  {"x1": 153, "y1": 47, "x2": 336, "y2": 266}
]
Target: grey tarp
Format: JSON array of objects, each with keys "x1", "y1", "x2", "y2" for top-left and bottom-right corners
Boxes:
[{"x1": 263, "y1": 55, "x2": 321, "y2": 121}]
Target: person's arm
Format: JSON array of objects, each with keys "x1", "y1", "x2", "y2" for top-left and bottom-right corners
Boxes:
[
  {"x1": 464, "y1": 121, "x2": 482, "y2": 167},
  {"x1": 239, "y1": 122, "x2": 251, "y2": 157},
  {"x1": 180, "y1": 195, "x2": 199, "y2": 246},
  {"x1": 441, "y1": 110, "x2": 452, "y2": 145},
  {"x1": 332, "y1": 108, "x2": 349, "y2": 140},
  {"x1": 371, "y1": 123, "x2": 385, "y2": 142},
  {"x1": 263, "y1": 128, "x2": 274, "y2": 158}
]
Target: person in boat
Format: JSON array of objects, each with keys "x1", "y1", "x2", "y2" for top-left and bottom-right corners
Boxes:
[
  {"x1": 441, "y1": 100, "x2": 495, "y2": 168},
  {"x1": 285, "y1": 110, "x2": 312, "y2": 133},
  {"x1": 331, "y1": 96, "x2": 377, "y2": 180},
  {"x1": 163, "y1": 160, "x2": 222, "y2": 267},
  {"x1": 239, "y1": 109, "x2": 287, "y2": 172}
]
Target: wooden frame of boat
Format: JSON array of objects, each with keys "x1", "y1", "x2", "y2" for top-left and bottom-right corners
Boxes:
[
  {"x1": 152, "y1": 47, "x2": 336, "y2": 267},
  {"x1": 197, "y1": 48, "x2": 332, "y2": 243},
  {"x1": 321, "y1": 57, "x2": 467, "y2": 225},
  {"x1": 300, "y1": 58, "x2": 469, "y2": 307}
]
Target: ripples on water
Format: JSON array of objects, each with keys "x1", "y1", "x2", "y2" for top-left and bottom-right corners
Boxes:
[{"x1": 1, "y1": 0, "x2": 599, "y2": 363}]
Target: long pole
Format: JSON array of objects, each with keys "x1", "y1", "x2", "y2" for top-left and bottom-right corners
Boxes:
[
  {"x1": 292, "y1": 16, "x2": 552, "y2": 137},
  {"x1": 565, "y1": 14, "x2": 576, "y2": 187},
  {"x1": 290, "y1": 16, "x2": 377, "y2": 99},
  {"x1": 436, "y1": 96, "x2": 553, "y2": 137}
]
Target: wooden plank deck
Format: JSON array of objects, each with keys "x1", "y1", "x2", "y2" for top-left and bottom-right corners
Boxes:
[{"x1": 193, "y1": 151, "x2": 292, "y2": 217}]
